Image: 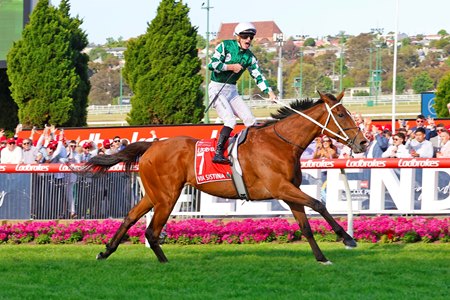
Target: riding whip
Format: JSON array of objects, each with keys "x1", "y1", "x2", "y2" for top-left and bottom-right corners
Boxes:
[{"x1": 204, "y1": 71, "x2": 236, "y2": 113}]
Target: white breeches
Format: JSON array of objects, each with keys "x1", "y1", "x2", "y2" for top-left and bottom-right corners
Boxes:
[{"x1": 209, "y1": 81, "x2": 256, "y2": 129}]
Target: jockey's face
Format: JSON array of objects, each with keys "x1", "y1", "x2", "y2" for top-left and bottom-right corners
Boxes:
[{"x1": 237, "y1": 34, "x2": 254, "y2": 50}]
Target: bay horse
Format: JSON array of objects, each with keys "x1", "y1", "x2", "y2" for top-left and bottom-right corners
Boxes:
[{"x1": 84, "y1": 91, "x2": 367, "y2": 264}]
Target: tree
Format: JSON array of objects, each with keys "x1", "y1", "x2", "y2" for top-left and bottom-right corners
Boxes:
[
  {"x1": 386, "y1": 74, "x2": 406, "y2": 94},
  {"x1": 0, "y1": 69, "x2": 19, "y2": 132},
  {"x1": 434, "y1": 72, "x2": 450, "y2": 118},
  {"x1": 412, "y1": 72, "x2": 434, "y2": 93},
  {"x1": 345, "y1": 33, "x2": 372, "y2": 70},
  {"x1": 124, "y1": 0, "x2": 204, "y2": 125},
  {"x1": 196, "y1": 34, "x2": 206, "y2": 49},
  {"x1": 304, "y1": 37, "x2": 316, "y2": 47},
  {"x1": 282, "y1": 40, "x2": 299, "y2": 60},
  {"x1": 438, "y1": 29, "x2": 448, "y2": 37},
  {"x1": 6, "y1": 0, "x2": 90, "y2": 127},
  {"x1": 88, "y1": 47, "x2": 109, "y2": 61},
  {"x1": 105, "y1": 36, "x2": 127, "y2": 48},
  {"x1": 88, "y1": 67, "x2": 131, "y2": 105}
]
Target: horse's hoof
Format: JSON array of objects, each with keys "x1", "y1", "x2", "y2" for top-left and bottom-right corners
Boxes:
[
  {"x1": 344, "y1": 239, "x2": 357, "y2": 248},
  {"x1": 96, "y1": 252, "x2": 106, "y2": 260},
  {"x1": 319, "y1": 260, "x2": 333, "y2": 265}
]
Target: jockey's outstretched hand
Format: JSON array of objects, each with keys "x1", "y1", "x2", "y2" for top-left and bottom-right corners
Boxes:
[{"x1": 268, "y1": 91, "x2": 278, "y2": 103}]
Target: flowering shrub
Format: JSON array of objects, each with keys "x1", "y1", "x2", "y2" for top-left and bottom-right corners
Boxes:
[{"x1": 0, "y1": 216, "x2": 448, "y2": 245}]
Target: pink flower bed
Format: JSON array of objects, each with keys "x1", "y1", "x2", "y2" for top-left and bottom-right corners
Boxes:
[{"x1": 0, "y1": 216, "x2": 448, "y2": 245}]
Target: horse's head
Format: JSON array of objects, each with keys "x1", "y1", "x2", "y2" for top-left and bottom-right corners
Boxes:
[{"x1": 317, "y1": 90, "x2": 368, "y2": 153}]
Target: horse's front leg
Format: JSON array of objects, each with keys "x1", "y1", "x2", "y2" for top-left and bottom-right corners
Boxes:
[
  {"x1": 277, "y1": 184, "x2": 357, "y2": 252},
  {"x1": 288, "y1": 204, "x2": 330, "y2": 264},
  {"x1": 97, "y1": 195, "x2": 154, "y2": 260}
]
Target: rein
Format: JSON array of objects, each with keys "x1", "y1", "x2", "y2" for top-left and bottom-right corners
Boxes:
[{"x1": 273, "y1": 122, "x2": 305, "y2": 150}]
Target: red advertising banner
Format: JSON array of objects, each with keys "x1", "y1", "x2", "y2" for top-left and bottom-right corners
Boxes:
[{"x1": 17, "y1": 124, "x2": 246, "y2": 147}]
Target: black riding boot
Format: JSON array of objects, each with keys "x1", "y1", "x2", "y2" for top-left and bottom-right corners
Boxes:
[{"x1": 212, "y1": 127, "x2": 232, "y2": 165}]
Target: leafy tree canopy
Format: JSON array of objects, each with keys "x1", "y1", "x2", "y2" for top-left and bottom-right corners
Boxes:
[
  {"x1": 412, "y1": 72, "x2": 435, "y2": 94},
  {"x1": 434, "y1": 72, "x2": 450, "y2": 118},
  {"x1": 124, "y1": 0, "x2": 204, "y2": 125}
]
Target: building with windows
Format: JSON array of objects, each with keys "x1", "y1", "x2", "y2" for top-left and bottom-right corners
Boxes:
[{"x1": 214, "y1": 21, "x2": 283, "y2": 45}]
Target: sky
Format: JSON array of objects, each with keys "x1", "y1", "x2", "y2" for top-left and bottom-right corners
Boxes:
[{"x1": 51, "y1": 0, "x2": 450, "y2": 45}]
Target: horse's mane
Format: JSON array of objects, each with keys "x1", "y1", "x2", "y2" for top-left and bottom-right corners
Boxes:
[{"x1": 258, "y1": 98, "x2": 325, "y2": 128}]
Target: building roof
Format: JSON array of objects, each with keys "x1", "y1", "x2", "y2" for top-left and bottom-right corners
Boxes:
[{"x1": 215, "y1": 21, "x2": 283, "y2": 44}]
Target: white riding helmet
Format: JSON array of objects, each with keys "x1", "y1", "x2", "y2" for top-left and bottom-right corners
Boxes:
[{"x1": 234, "y1": 22, "x2": 257, "y2": 36}]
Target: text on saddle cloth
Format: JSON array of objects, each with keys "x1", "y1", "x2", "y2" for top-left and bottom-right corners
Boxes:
[
  {"x1": 195, "y1": 139, "x2": 232, "y2": 184},
  {"x1": 194, "y1": 130, "x2": 247, "y2": 185}
]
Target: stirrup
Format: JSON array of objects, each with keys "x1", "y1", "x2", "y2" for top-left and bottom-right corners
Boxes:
[{"x1": 212, "y1": 154, "x2": 230, "y2": 165}]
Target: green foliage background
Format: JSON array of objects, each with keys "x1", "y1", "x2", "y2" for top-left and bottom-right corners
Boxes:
[
  {"x1": 434, "y1": 72, "x2": 450, "y2": 117},
  {"x1": 6, "y1": 0, "x2": 90, "y2": 127},
  {"x1": 124, "y1": 0, "x2": 204, "y2": 125}
]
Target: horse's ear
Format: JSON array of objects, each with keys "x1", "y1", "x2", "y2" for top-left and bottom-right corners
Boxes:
[
  {"x1": 336, "y1": 90, "x2": 345, "y2": 101},
  {"x1": 317, "y1": 90, "x2": 332, "y2": 103}
]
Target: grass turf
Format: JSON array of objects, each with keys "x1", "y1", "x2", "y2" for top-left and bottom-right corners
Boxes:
[{"x1": 0, "y1": 242, "x2": 448, "y2": 299}]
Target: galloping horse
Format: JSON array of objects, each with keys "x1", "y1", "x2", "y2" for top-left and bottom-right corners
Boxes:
[{"x1": 84, "y1": 91, "x2": 367, "y2": 264}]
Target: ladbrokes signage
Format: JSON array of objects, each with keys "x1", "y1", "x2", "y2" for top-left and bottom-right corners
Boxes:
[{"x1": 1, "y1": 158, "x2": 450, "y2": 215}]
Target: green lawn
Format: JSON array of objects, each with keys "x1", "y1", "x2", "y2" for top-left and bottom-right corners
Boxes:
[
  {"x1": 0, "y1": 243, "x2": 448, "y2": 299},
  {"x1": 0, "y1": 0, "x2": 23, "y2": 60}
]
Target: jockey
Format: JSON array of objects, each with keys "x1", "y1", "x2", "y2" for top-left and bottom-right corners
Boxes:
[{"x1": 208, "y1": 22, "x2": 277, "y2": 164}]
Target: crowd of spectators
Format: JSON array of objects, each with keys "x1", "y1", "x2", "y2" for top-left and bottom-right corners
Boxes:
[
  {"x1": 0, "y1": 124, "x2": 159, "y2": 219},
  {"x1": 301, "y1": 113, "x2": 448, "y2": 160},
  {"x1": 0, "y1": 126, "x2": 162, "y2": 164}
]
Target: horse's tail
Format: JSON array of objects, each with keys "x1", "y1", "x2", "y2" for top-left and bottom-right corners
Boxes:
[{"x1": 83, "y1": 141, "x2": 152, "y2": 174}]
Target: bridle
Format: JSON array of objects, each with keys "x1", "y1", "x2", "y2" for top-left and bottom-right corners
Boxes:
[{"x1": 272, "y1": 99, "x2": 361, "y2": 150}]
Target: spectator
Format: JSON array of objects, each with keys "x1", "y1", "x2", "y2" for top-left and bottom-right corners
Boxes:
[
  {"x1": 365, "y1": 126, "x2": 389, "y2": 158},
  {"x1": 109, "y1": 136, "x2": 121, "y2": 154},
  {"x1": 397, "y1": 127, "x2": 408, "y2": 135},
  {"x1": 302, "y1": 137, "x2": 320, "y2": 159},
  {"x1": 66, "y1": 139, "x2": 80, "y2": 219},
  {"x1": 102, "y1": 139, "x2": 112, "y2": 154},
  {"x1": 410, "y1": 114, "x2": 437, "y2": 140},
  {"x1": 397, "y1": 119, "x2": 408, "y2": 131},
  {"x1": 382, "y1": 132, "x2": 411, "y2": 158},
  {"x1": 66, "y1": 140, "x2": 79, "y2": 160},
  {"x1": 0, "y1": 136, "x2": 7, "y2": 156},
  {"x1": 429, "y1": 123, "x2": 446, "y2": 156},
  {"x1": 313, "y1": 136, "x2": 338, "y2": 159},
  {"x1": 80, "y1": 141, "x2": 97, "y2": 162},
  {"x1": 408, "y1": 127, "x2": 434, "y2": 158},
  {"x1": 21, "y1": 138, "x2": 40, "y2": 163},
  {"x1": 363, "y1": 117, "x2": 373, "y2": 132},
  {"x1": 1, "y1": 138, "x2": 23, "y2": 163},
  {"x1": 352, "y1": 112, "x2": 365, "y2": 131},
  {"x1": 436, "y1": 130, "x2": 450, "y2": 158},
  {"x1": 120, "y1": 139, "x2": 129, "y2": 150}
]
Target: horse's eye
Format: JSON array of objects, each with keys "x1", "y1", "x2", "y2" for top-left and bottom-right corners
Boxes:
[{"x1": 338, "y1": 113, "x2": 344, "y2": 117}]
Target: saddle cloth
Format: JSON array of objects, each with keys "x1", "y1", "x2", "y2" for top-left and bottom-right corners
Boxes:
[{"x1": 194, "y1": 139, "x2": 232, "y2": 184}]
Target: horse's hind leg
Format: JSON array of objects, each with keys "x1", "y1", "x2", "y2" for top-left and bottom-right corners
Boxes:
[
  {"x1": 288, "y1": 204, "x2": 330, "y2": 264},
  {"x1": 145, "y1": 202, "x2": 175, "y2": 263},
  {"x1": 97, "y1": 194, "x2": 154, "y2": 260},
  {"x1": 279, "y1": 185, "x2": 356, "y2": 258}
]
